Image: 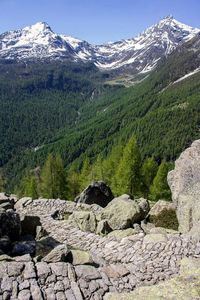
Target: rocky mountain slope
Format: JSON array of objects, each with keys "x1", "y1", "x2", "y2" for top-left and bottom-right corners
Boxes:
[{"x1": 0, "y1": 16, "x2": 199, "y2": 76}]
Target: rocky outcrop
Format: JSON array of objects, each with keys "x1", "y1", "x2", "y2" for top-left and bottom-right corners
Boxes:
[
  {"x1": 100, "y1": 195, "x2": 150, "y2": 230},
  {"x1": 148, "y1": 200, "x2": 178, "y2": 230},
  {"x1": 75, "y1": 181, "x2": 114, "y2": 207},
  {"x1": 168, "y1": 139, "x2": 200, "y2": 238}
]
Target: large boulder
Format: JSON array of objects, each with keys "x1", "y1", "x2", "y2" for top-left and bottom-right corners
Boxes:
[
  {"x1": 100, "y1": 195, "x2": 150, "y2": 230},
  {"x1": 148, "y1": 200, "x2": 178, "y2": 230},
  {"x1": 75, "y1": 181, "x2": 114, "y2": 207},
  {"x1": 168, "y1": 140, "x2": 200, "y2": 237}
]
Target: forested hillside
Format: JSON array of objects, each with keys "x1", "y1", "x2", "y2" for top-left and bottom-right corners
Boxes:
[{"x1": 1, "y1": 34, "x2": 200, "y2": 192}]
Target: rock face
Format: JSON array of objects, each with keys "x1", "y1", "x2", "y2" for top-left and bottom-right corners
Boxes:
[
  {"x1": 100, "y1": 195, "x2": 150, "y2": 230},
  {"x1": 168, "y1": 139, "x2": 200, "y2": 237},
  {"x1": 75, "y1": 181, "x2": 114, "y2": 208},
  {"x1": 148, "y1": 200, "x2": 178, "y2": 230}
]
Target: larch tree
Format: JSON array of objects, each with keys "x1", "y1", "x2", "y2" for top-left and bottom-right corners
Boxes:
[
  {"x1": 113, "y1": 137, "x2": 141, "y2": 197},
  {"x1": 141, "y1": 157, "x2": 158, "y2": 198},
  {"x1": 149, "y1": 161, "x2": 173, "y2": 201},
  {"x1": 40, "y1": 153, "x2": 67, "y2": 199}
]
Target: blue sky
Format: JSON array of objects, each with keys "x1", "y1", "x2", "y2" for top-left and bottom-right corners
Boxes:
[{"x1": 0, "y1": 0, "x2": 199, "y2": 44}]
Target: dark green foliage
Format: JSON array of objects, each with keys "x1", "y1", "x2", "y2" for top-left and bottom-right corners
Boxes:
[
  {"x1": 40, "y1": 153, "x2": 67, "y2": 199},
  {"x1": 149, "y1": 161, "x2": 173, "y2": 201},
  {"x1": 141, "y1": 158, "x2": 158, "y2": 198},
  {"x1": 0, "y1": 169, "x2": 5, "y2": 192},
  {"x1": 112, "y1": 137, "x2": 141, "y2": 197}
]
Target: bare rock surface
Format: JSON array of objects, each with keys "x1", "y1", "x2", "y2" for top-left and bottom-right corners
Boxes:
[{"x1": 168, "y1": 139, "x2": 200, "y2": 238}]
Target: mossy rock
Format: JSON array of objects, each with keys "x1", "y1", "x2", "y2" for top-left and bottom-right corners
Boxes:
[
  {"x1": 148, "y1": 200, "x2": 179, "y2": 230},
  {"x1": 149, "y1": 208, "x2": 179, "y2": 230}
]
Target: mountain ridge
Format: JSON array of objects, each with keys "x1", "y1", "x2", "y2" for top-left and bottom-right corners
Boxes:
[{"x1": 0, "y1": 16, "x2": 199, "y2": 76}]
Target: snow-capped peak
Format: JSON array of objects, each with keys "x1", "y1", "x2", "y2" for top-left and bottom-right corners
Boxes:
[
  {"x1": 0, "y1": 17, "x2": 199, "y2": 76},
  {"x1": 23, "y1": 22, "x2": 53, "y2": 34}
]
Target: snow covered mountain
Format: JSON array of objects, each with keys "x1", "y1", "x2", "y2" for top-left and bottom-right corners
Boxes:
[{"x1": 0, "y1": 16, "x2": 199, "y2": 76}]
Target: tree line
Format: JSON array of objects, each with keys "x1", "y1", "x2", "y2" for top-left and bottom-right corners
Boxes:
[{"x1": 16, "y1": 137, "x2": 173, "y2": 202}]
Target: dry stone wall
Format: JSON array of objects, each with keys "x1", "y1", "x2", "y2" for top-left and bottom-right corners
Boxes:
[{"x1": 0, "y1": 198, "x2": 198, "y2": 299}]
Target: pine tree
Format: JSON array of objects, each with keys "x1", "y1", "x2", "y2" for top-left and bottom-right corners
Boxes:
[
  {"x1": 40, "y1": 153, "x2": 67, "y2": 199},
  {"x1": 141, "y1": 157, "x2": 158, "y2": 198},
  {"x1": 149, "y1": 161, "x2": 173, "y2": 201},
  {"x1": 113, "y1": 137, "x2": 141, "y2": 197}
]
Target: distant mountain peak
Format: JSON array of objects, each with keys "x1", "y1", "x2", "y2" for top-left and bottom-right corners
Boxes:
[
  {"x1": 23, "y1": 21, "x2": 53, "y2": 33},
  {"x1": 0, "y1": 17, "x2": 199, "y2": 76}
]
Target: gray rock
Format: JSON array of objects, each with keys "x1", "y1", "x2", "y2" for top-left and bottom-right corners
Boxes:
[
  {"x1": 23, "y1": 262, "x2": 36, "y2": 279},
  {"x1": 71, "y1": 282, "x2": 83, "y2": 300},
  {"x1": 45, "y1": 288, "x2": 56, "y2": 300},
  {"x1": 36, "y1": 262, "x2": 51, "y2": 278},
  {"x1": 19, "y1": 280, "x2": 30, "y2": 291},
  {"x1": 100, "y1": 195, "x2": 148, "y2": 230},
  {"x1": 18, "y1": 289, "x2": 31, "y2": 300},
  {"x1": 50, "y1": 262, "x2": 68, "y2": 277},
  {"x1": 7, "y1": 262, "x2": 24, "y2": 277},
  {"x1": 69, "y1": 211, "x2": 96, "y2": 232},
  {"x1": 143, "y1": 233, "x2": 168, "y2": 244},
  {"x1": 14, "y1": 197, "x2": 32, "y2": 211},
  {"x1": 65, "y1": 289, "x2": 76, "y2": 300},
  {"x1": 42, "y1": 244, "x2": 68, "y2": 263},
  {"x1": 75, "y1": 181, "x2": 114, "y2": 207},
  {"x1": 75, "y1": 265, "x2": 101, "y2": 281},
  {"x1": 168, "y1": 140, "x2": 200, "y2": 237},
  {"x1": 30, "y1": 280, "x2": 44, "y2": 300}
]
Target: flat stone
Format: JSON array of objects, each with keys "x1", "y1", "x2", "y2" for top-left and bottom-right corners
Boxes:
[
  {"x1": 50, "y1": 262, "x2": 68, "y2": 277},
  {"x1": 36, "y1": 262, "x2": 51, "y2": 278},
  {"x1": 75, "y1": 265, "x2": 101, "y2": 281},
  {"x1": 143, "y1": 233, "x2": 168, "y2": 244},
  {"x1": 23, "y1": 262, "x2": 36, "y2": 279},
  {"x1": 71, "y1": 282, "x2": 83, "y2": 300},
  {"x1": 18, "y1": 289, "x2": 31, "y2": 300}
]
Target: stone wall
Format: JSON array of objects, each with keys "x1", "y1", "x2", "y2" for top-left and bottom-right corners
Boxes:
[{"x1": 0, "y1": 198, "x2": 198, "y2": 299}]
